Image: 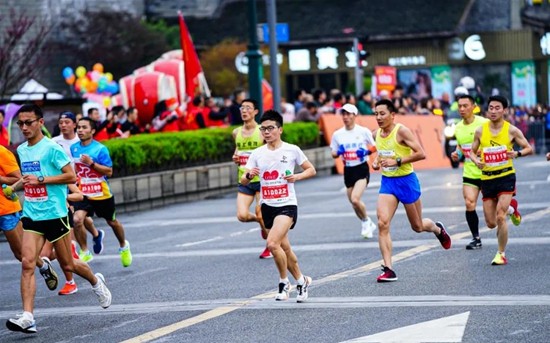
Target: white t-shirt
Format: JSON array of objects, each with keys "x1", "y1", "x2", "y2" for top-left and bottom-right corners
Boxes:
[
  {"x1": 330, "y1": 124, "x2": 375, "y2": 167},
  {"x1": 52, "y1": 135, "x2": 80, "y2": 168},
  {"x1": 245, "y1": 142, "x2": 308, "y2": 207}
]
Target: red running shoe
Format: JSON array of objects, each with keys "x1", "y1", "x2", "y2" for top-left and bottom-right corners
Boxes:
[
  {"x1": 435, "y1": 221, "x2": 452, "y2": 249},
  {"x1": 377, "y1": 265, "x2": 398, "y2": 282},
  {"x1": 71, "y1": 241, "x2": 80, "y2": 260},
  {"x1": 259, "y1": 247, "x2": 272, "y2": 259},
  {"x1": 509, "y1": 198, "x2": 522, "y2": 226}
]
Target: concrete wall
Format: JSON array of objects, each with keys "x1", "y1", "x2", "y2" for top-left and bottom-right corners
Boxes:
[{"x1": 111, "y1": 147, "x2": 334, "y2": 213}]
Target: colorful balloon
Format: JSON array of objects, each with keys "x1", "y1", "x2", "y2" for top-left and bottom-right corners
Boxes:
[
  {"x1": 93, "y1": 63, "x2": 104, "y2": 73},
  {"x1": 105, "y1": 72, "x2": 113, "y2": 82},
  {"x1": 62, "y1": 66, "x2": 74, "y2": 79},
  {"x1": 65, "y1": 74, "x2": 76, "y2": 85},
  {"x1": 75, "y1": 66, "x2": 86, "y2": 78}
]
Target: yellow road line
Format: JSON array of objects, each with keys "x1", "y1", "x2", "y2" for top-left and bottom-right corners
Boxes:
[{"x1": 121, "y1": 209, "x2": 548, "y2": 343}]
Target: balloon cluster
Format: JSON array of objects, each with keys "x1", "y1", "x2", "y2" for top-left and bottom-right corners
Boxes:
[{"x1": 62, "y1": 63, "x2": 119, "y2": 95}]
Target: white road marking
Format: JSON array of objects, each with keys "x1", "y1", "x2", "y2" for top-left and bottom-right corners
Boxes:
[{"x1": 341, "y1": 311, "x2": 470, "y2": 343}]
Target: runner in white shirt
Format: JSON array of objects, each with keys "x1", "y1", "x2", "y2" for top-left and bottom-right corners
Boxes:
[
  {"x1": 242, "y1": 110, "x2": 316, "y2": 302},
  {"x1": 330, "y1": 103, "x2": 377, "y2": 238}
]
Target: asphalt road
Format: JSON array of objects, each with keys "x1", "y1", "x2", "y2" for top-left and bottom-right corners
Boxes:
[{"x1": 1, "y1": 155, "x2": 550, "y2": 343}]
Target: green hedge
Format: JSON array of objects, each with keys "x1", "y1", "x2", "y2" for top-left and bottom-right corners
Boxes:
[{"x1": 103, "y1": 122, "x2": 319, "y2": 177}]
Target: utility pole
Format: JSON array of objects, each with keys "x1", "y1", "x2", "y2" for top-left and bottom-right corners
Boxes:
[
  {"x1": 247, "y1": 0, "x2": 263, "y2": 117},
  {"x1": 266, "y1": 0, "x2": 281, "y2": 112},
  {"x1": 353, "y1": 37, "x2": 364, "y2": 96}
]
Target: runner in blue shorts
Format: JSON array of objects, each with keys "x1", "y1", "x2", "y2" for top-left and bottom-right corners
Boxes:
[{"x1": 372, "y1": 99, "x2": 452, "y2": 283}]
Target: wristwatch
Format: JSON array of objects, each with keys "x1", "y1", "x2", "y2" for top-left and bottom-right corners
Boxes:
[
  {"x1": 38, "y1": 176, "x2": 45, "y2": 183},
  {"x1": 517, "y1": 151, "x2": 522, "y2": 158},
  {"x1": 396, "y1": 157, "x2": 402, "y2": 167}
]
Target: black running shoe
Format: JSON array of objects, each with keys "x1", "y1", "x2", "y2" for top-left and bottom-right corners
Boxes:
[{"x1": 465, "y1": 238, "x2": 482, "y2": 250}]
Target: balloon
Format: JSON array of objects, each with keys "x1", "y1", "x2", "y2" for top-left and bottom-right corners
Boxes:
[
  {"x1": 103, "y1": 97, "x2": 111, "y2": 107},
  {"x1": 75, "y1": 66, "x2": 86, "y2": 78},
  {"x1": 98, "y1": 77, "x2": 108, "y2": 91},
  {"x1": 88, "y1": 80, "x2": 98, "y2": 93},
  {"x1": 80, "y1": 77, "x2": 89, "y2": 88},
  {"x1": 93, "y1": 63, "x2": 104, "y2": 73},
  {"x1": 91, "y1": 70, "x2": 101, "y2": 82},
  {"x1": 62, "y1": 67, "x2": 74, "y2": 79},
  {"x1": 65, "y1": 74, "x2": 76, "y2": 85},
  {"x1": 105, "y1": 72, "x2": 113, "y2": 82}
]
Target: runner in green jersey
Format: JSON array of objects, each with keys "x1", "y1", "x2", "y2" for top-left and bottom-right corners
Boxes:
[{"x1": 451, "y1": 95, "x2": 488, "y2": 250}]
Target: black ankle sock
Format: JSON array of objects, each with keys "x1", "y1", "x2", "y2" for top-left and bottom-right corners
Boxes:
[{"x1": 466, "y1": 210, "x2": 479, "y2": 238}]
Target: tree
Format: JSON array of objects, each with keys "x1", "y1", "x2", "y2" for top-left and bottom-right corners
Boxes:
[
  {"x1": 58, "y1": 10, "x2": 170, "y2": 79},
  {"x1": 0, "y1": 9, "x2": 52, "y2": 100}
]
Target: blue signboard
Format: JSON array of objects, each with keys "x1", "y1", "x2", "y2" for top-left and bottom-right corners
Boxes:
[{"x1": 261, "y1": 23, "x2": 289, "y2": 43}]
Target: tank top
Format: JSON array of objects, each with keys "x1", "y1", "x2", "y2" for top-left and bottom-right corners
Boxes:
[
  {"x1": 375, "y1": 124, "x2": 414, "y2": 177},
  {"x1": 235, "y1": 126, "x2": 263, "y2": 182},
  {"x1": 455, "y1": 115, "x2": 488, "y2": 179},
  {"x1": 479, "y1": 121, "x2": 515, "y2": 180}
]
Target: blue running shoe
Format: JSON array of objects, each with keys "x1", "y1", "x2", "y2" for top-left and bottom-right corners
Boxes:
[{"x1": 93, "y1": 229, "x2": 105, "y2": 255}]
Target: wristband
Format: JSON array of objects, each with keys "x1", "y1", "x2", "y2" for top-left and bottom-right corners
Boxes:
[
  {"x1": 90, "y1": 162, "x2": 96, "y2": 169},
  {"x1": 517, "y1": 151, "x2": 522, "y2": 158},
  {"x1": 246, "y1": 172, "x2": 253, "y2": 180},
  {"x1": 396, "y1": 157, "x2": 402, "y2": 167}
]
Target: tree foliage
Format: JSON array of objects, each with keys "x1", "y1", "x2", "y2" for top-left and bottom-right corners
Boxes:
[
  {"x1": 58, "y1": 10, "x2": 170, "y2": 79},
  {"x1": 200, "y1": 39, "x2": 250, "y2": 97},
  {"x1": 0, "y1": 9, "x2": 52, "y2": 100}
]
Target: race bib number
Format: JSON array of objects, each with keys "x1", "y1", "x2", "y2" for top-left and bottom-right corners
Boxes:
[
  {"x1": 238, "y1": 152, "x2": 251, "y2": 166},
  {"x1": 378, "y1": 150, "x2": 397, "y2": 172},
  {"x1": 343, "y1": 151, "x2": 358, "y2": 161},
  {"x1": 461, "y1": 143, "x2": 472, "y2": 160},
  {"x1": 483, "y1": 146, "x2": 508, "y2": 167},
  {"x1": 262, "y1": 184, "x2": 289, "y2": 200},
  {"x1": 24, "y1": 185, "x2": 48, "y2": 202},
  {"x1": 81, "y1": 178, "x2": 103, "y2": 197}
]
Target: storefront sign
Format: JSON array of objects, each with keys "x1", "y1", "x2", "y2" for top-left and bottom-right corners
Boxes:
[
  {"x1": 540, "y1": 32, "x2": 550, "y2": 55},
  {"x1": 388, "y1": 56, "x2": 426, "y2": 66},
  {"x1": 315, "y1": 47, "x2": 339, "y2": 70},
  {"x1": 430, "y1": 65, "x2": 453, "y2": 100},
  {"x1": 511, "y1": 60, "x2": 537, "y2": 107},
  {"x1": 464, "y1": 35, "x2": 486, "y2": 61},
  {"x1": 235, "y1": 51, "x2": 283, "y2": 74}
]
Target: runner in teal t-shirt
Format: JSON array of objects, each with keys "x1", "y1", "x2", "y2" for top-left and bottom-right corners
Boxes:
[{"x1": 6, "y1": 104, "x2": 111, "y2": 335}]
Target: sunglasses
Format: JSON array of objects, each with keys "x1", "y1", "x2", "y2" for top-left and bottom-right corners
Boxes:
[{"x1": 16, "y1": 119, "x2": 40, "y2": 127}]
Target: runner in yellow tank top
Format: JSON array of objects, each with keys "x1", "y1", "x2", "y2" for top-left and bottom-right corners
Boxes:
[
  {"x1": 469, "y1": 95, "x2": 532, "y2": 266},
  {"x1": 371, "y1": 99, "x2": 452, "y2": 283},
  {"x1": 450, "y1": 95, "x2": 488, "y2": 250},
  {"x1": 231, "y1": 98, "x2": 271, "y2": 259}
]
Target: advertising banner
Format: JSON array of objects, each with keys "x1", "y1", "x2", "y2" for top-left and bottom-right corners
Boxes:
[
  {"x1": 431, "y1": 65, "x2": 453, "y2": 100},
  {"x1": 511, "y1": 60, "x2": 536, "y2": 107},
  {"x1": 375, "y1": 66, "x2": 397, "y2": 96}
]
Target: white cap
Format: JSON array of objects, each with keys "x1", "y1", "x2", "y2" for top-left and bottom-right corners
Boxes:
[
  {"x1": 341, "y1": 103, "x2": 358, "y2": 115},
  {"x1": 454, "y1": 86, "x2": 469, "y2": 96}
]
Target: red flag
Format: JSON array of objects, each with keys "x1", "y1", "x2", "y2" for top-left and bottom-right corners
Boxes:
[
  {"x1": 178, "y1": 11, "x2": 210, "y2": 100},
  {"x1": 262, "y1": 79, "x2": 274, "y2": 111}
]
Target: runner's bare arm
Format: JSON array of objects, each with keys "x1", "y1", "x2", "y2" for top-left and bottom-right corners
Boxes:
[
  {"x1": 509, "y1": 125, "x2": 533, "y2": 158},
  {"x1": 22, "y1": 163, "x2": 76, "y2": 186},
  {"x1": 0, "y1": 169, "x2": 22, "y2": 186},
  {"x1": 284, "y1": 160, "x2": 316, "y2": 183},
  {"x1": 396, "y1": 125, "x2": 425, "y2": 165},
  {"x1": 469, "y1": 127, "x2": 484, "y2": 169}
]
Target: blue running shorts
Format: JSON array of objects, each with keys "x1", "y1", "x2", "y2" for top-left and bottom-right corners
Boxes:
[
  {"x1": 380, "y1": 172, "x2": 421, "y2": 205},
  {"x1": 238, "y1": 182, "x2": 260, "y2": 196},
  {"x1": 0, "y1": 212, "x2": 21, "y2": 231}
]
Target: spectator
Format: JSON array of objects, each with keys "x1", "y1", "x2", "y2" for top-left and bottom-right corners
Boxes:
[
  {"x1": 229, "y1": 88, "x2": 246, "y2": 125},
  {"x1": 181, "y1": 96, "x2": 206, "y2": 130},
  {"x1": 313, "y1": 89, "x2": 327, "y2": 107},
  {"x1": 295, "y1": 102, "x2": 321, "y2": 123},
  {"x1": 152, "y1": 98, "x2": 181, "y2": 132},
  {"x1": 294, "y1": 89, "x2": 307, "y2": 112},
  {"x1": 0, "y1": 109, "x2": 9, "y2": 147},
  {"x1": 203, "y1": 97, "x2": 229, "y2": 127},
  {"x1": 120, "y1": 107, "x2": 142, "y2": 135},
  {"x1": 357, "y1": 91, "x2": 374, "y2": 115},
  {"x1": 281, "y1": 97, "x2": 296, "y2": 123},
  {"x1": 87, "y1": 107, "x2": 110, "y2": 141}
]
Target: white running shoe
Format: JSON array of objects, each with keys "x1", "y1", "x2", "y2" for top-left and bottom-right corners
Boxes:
[
  {"x1": 275, "y1": 282, "x2": 291, "y2": 301},
  {"x1": 361, "y1": 218, "x2": 377, "y2": 239},
  {"x1": 296, "y1": 276, "x2": 312, "y2": 303},
  {"x1": 6, "y1": 313, "x2": 36, "y2": 334},
  {"x1": 93, "y1": 273, "x2": 112, "y2": 309}
]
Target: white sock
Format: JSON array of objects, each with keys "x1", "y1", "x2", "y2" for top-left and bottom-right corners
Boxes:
[
  {"x1": 296, "y1": 275, "x2": 305, "y2": 285},
  {"x1": 22, "y1": 311, "x2": 33, "y2": 320},
  {"x1": 38, "y1": 263, "x2": 48, "y2": 272},
  {"x1": 66, "y1": 280, "x2": 75, "y2": 285},
  {"x1": 279, "y1": 278, "x2": 289, "y2": 284},
  {"x1": 507, "y1": 206, "x2": 514, "y2": 215}
]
